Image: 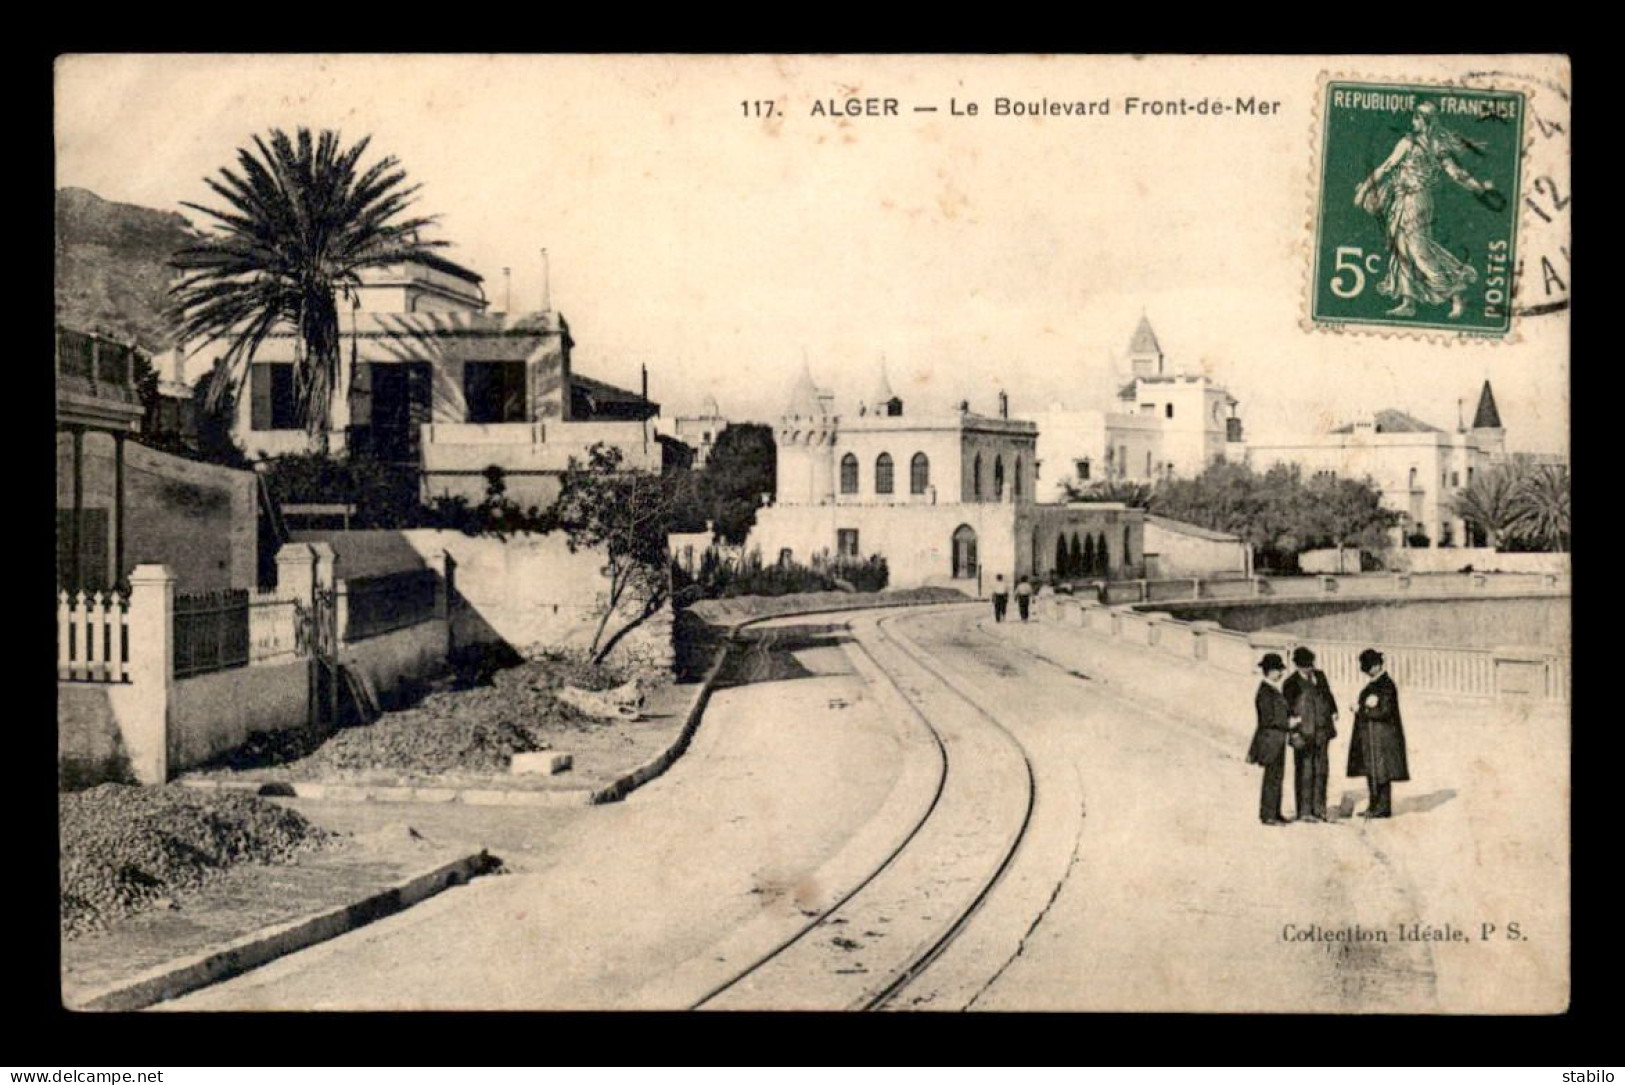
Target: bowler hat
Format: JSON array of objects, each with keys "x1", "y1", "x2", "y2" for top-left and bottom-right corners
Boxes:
[
  {"x1": 1292, "y1": 646, "x2": 1316, "y2": 667},
  {"x1": 1259, "y1": 653, "x2": 1286, "y2": 673},
  {"x1": 1358, "y1": 648, "x2": 1385, "y2": 671}
]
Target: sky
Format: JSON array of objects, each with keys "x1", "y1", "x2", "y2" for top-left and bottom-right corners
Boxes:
[{"x1": 55, "y1": 54, "x2": 1570, "y2": 454}]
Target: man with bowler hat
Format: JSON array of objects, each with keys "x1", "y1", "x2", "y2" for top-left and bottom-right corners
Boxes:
[
  {"x1": 1283, "y1": 646, "x2": 1338, "y2": 822},
  {"x1": 1247, "y1": 653, "x2": 1294, "y2": 826},
  {"x1": 1348, "y1": 648, "x2": 1409, "y2": 818}
]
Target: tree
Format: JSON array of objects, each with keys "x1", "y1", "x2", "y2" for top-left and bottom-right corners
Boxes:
[
  {"x1": 1451, "y1": 464, "x2": 1527, "y2": 549},
  {"x1": 699, "y1": 424, "x2": 777, "y2": 544},
  {"x1": 169, "y1": 128, "x2": 445, "y2": 452},
  {"x1": 554, "y1": 444, "x2": 683, "y2": 665},
  {"x1": 1510, "y1": 463, "x2": 1570, "y2": 552},
  {"x1": 1301, "y1": 474, "x2": 1403, "y2": 570}
]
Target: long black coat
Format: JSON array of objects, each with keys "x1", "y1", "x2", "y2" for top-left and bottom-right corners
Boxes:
[
  {"x1": 1347, "y1": 672, "x2": 1410, "y2": 783},
  {"x1": 1247, "y1": 681, "x2": 1292, "y2": 767},
  {"x1": 1284, "y1": 668, "x2": 1339, "y2": 743}
]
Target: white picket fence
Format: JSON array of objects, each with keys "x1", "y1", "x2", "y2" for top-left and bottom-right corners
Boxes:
[{"x1": 57, "y1": 588, "x2": 129, "y2": 683}]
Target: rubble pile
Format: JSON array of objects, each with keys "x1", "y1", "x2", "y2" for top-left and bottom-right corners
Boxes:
[
  {"x1": 289, "y1": 652, "x2": 642, "y2": 777},
  {"x1": 60, "y1": 784, "x2": 335, "y2": 938}
]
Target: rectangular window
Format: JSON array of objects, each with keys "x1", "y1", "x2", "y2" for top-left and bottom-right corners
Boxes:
[
  {"x1": 1451, "y1": 471, "x2": 1460, "y2": 487},
  {"x1": 56, "y1": 508, "x2": 110, "y2": 591},
  {"x1": 1139, "y1": 403, "x2": 1155, "y2": 416},
  {"x1": 837, "y1": 529, "x2": 859, "y2": 559},
  {"x1": 1165, "y1": 404, "x2": 1174, "y2": 419},
  {"x1": 250, "y1": 363, "x2": 301, "y2": 431},
  {"x1": 464, "y1": 361, "x2": 528, "y2": 424},
  {"x1": 1075, "y1": 460, "x2": 1091, "y2": 480}
]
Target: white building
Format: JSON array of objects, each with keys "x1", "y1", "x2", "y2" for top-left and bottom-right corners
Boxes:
[
  {"x1": 1030, "y1": 316, "x2": 1245, "y2": 498},
  {"x1": 671, "y1": 396, "x2": 728, "y2": 467},
  {"x1": 750, "y1": 363, "x2": 1149, "y2": 595},
  {"x1": 1247, "y1": 382, "x2": 1508, "y2": 549},
  {"x1": 179, "y1": 254, "x2": 661, "y2": 508}
]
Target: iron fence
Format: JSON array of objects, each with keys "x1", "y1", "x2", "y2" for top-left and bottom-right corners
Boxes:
[{"x1": 174, "y1": 588, "x2": 250, "y2": 679}]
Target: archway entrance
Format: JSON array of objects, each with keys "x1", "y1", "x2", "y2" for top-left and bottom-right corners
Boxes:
[{"x1": 952, "y1": 524, "x2": 978, "y2": 580}]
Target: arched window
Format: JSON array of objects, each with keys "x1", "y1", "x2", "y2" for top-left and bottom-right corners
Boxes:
[
  {"x1": 1123, "y1": 525, "x2": 1133, "y2": 568},
  {"x1": 840, "y1": 453, "x2": 859, "y2": 494},
  {"x1": 973, "y1": 454, "x2": 983, "y2": 499},
  {"x1": 1014, "y1": 456, "x2": 1023, "y2": 498},
  {"x1": 1055, "y1": 535, "x2": 1068, "y2": 578},
  {"x1": 875, "y1": 453, "x2": 894, "y2": 495},
  {"x1": 1082, "y1": 533, "x2": 1096, "y2": 576},
  {"x1": 1408, "y1": 466, "x2": 1418, "y2": 489},
  {"x1": 994, "y1": 456, "x2": 1005, "y2": 500},
  {"x1": 1096, "y1": 531, "x2": 1110, "y2": 574},
  {"x1": 911, "y1": 452, "x2": 930, "y2": 495},
  {"x1": 1069, "y1": 532, "x2": 1082, "y2": 577},
  {"x1": 952, "y1": 525, "x2": 978, "y2": 579}
]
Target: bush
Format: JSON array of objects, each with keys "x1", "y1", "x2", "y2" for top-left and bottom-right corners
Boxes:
[
  {"x1": 682, "y1": 549, "x2": 889, "y2": 599},
  {"x1": 261, "y1": 451, "x2": 428, "y2": 528}
]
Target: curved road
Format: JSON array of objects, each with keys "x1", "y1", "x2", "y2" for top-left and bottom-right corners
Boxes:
[{"x1": 166, "y1": 603, "x2": 1566, "y2": 1012}]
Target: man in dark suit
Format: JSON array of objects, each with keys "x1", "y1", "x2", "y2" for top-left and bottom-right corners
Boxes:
[
  {"x1": 1246, "y1": 653, "x2": 1293, "y2": 826},
  {"x1": 1348, "y1": 648, "x2": 1410, "y2": 818},
  {"x1": 1283, "y1": 646, "x2": 1338, "y2": 822}
]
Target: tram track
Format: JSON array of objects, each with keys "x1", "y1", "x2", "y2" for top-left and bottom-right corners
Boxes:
[{"x1": 690, "y1": 606, "x2": 1041, "y2": 1011}]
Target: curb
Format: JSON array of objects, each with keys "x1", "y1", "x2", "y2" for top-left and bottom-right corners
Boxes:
[
  {"x1": 65, "y1": 849, "x2": 493, "y2": 1012},
  {"x1": 589, "y1": 597, "x2": 975, "y2": 805},
  {"x1": 177, "y1": 776, "x2": 602, "y2": 807}
]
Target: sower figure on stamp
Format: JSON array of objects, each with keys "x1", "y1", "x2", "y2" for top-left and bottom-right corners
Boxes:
[
  {"x1": 1353, "y1": 100, "x2": 1498, "y2": 321},
  {"x1": 1348, "y1": 648, "x2": 1410, "y2": 819},
  {"x1": 1283, "y1": 646, "x2": 1338, "y2": 822},
  {"x1": 1247, "y1": 653, "x2": 1294, "y2": 826}
]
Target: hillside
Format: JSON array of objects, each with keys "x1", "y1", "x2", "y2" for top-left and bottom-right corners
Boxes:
[{"x1": 55, "y1": 187, "x2": 201, "y2": 352}]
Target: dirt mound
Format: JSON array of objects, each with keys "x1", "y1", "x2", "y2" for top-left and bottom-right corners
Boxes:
[
  {"x1": 268, "y1": 652, "x2": 643, "y2": 778},
  {"x1": 60, "y1": 784, "x2": 335, "y2": 939}
]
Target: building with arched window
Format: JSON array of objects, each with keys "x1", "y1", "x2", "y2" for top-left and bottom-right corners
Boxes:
[{"x1": 753, "y1": 362, "x2": 1153, "y2": 594}]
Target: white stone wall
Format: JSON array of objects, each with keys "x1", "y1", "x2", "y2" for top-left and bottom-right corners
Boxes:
[
  {"x1": 1144, "y1": 520, "x2": 1249, "y2": 578},
  {"x1": 749, "y1": 502, "x2": 1021, "y2": 595}
]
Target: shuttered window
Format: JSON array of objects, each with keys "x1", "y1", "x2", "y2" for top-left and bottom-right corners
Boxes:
[{"x1": 250, "y1": 363, "x2": 300, "y2": 430}]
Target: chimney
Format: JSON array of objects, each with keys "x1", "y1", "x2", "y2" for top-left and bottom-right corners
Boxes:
[
  {"x1": 540, "y1": 248, "x2": 552, "y2": 312},
  {"x1": 998, "y1": 390, "x2": 1009, "y2": 419},
  {"x1": 502, "y1": 267, "x2": 512, "y2": 314}
]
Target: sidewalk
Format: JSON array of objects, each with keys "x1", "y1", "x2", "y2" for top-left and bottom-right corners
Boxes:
[
  {"x1": 165, "y1": 630, "x2": 928, "y2": 1009},
  {"x1": 982, "y1": 615, "x2": 1569, "y2": 1013}
]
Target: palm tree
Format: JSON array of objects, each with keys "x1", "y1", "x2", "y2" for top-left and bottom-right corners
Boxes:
[
  {"x1": 1511, "y1": 463, "x2": 1570, "y2": 552},
  {"x1": 1450, "y1": 463, "x2": 1527, "y2": 549},
  {"x1": 169, "y1": 128, "x2": 445, "y2": 452}
]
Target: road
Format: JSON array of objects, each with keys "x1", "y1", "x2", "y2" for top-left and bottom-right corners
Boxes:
[{"x1": 166, "y1": 604, "x2": 1567, "y2": 1012}]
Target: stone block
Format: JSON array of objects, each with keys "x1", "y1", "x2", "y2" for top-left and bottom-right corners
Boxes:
[{"x1": 512, "y1": 751, "x2": 574, "y2": 776}]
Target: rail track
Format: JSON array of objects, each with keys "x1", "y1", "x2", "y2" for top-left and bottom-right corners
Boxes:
[{"x1": 691, "y1": 607, "x2": 1039, "y2": 1011}]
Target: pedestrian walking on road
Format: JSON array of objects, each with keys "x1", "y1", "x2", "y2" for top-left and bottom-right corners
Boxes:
[
  {"x1": 991, "y1": 574, "x2": 1009, "y2": 622},
  {"x1": 1246, "y1": 653, "x2": 1295, "y2": 826},
  {"x1": 1348, "y1": 648, "x2": 1409, "y2": 819},
  {"x1": 1283, "y1": 646, "x2": 1338, "y2": 822},
  {"x1": 1015, "y1": 575, "x2": 1033, "y2": 621}
]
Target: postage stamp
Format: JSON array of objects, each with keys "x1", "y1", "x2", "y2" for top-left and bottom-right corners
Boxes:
[{"x1": 1310, "y1": 79, "x2": 1526, "y2": 337}]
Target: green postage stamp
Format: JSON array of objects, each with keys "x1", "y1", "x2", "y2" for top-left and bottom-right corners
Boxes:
[{"x1": 1311, "y1": 80, "x2": 1526, "y2": 336}]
